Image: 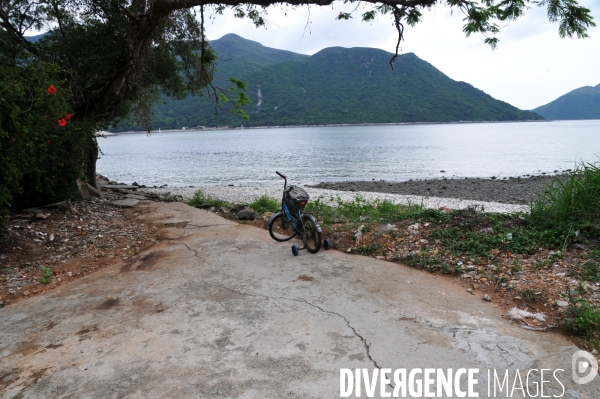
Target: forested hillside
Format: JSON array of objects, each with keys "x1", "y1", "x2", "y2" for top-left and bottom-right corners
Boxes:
[
  {"x1": 533, "y1": 84, "x2": 600, "y2": 120},
  {"x1": 116, "y1": 34, "x2": 542, "y2": 130}
]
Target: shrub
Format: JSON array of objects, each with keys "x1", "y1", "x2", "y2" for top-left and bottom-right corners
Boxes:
[
  {"x1": 0, "y1": 62, "x2": 97, "y2": 232},
  {"x1": 187, "y1": 189, "x2": 229, "y2": 208},
  {"x1": 564, "y1": 299, "x2": 600, "y2": 337},
  {"x1": 249, "y1": 195, "x2": 280, "y2": 214}
]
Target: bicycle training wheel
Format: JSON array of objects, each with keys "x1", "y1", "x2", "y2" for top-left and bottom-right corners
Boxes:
[
  {"x1": 302, "y1": 216, "x2": 322, "y2": 253},
  {"x1": 269, "y1": 213, "x2": 297, "y2": 242}
]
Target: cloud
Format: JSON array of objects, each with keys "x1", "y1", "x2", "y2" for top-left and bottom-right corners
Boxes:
[{"x1": 204, "y1": 0, "x2": 600, "y2": 110}]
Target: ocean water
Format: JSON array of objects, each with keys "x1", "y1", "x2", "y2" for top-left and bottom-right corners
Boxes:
[{"x1": 96, "y1": 120, "x2": 600, "y2": 186}]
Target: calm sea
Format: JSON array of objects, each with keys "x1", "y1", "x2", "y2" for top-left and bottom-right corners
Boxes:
[{"x1": 96, "y1": 120, "x2": 600, "y2": 187}]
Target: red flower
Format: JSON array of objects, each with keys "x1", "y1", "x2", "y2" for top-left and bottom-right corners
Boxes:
[
  {"x1": 47, "y1": 86, "x2": 57, "y2": 94},
  {"x1": 58, "y1": 118, "x2": 67, "y2": 127},
  {"x1": 65, "y1": 113, "x2": 72, "y2": 121}
]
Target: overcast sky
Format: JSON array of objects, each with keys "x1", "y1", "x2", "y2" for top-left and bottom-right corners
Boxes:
[{"x1": 204, "y1": 0, "x2": 600, "y2": 110}]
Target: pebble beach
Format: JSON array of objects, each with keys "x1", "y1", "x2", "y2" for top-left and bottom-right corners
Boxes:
[{"x1": 144, "y1": 174, "x2": 569, "y2": 213}]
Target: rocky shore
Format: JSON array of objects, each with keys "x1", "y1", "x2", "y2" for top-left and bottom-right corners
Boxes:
[{"x1": 310, "y1": 174, "x2": 567, "y2": 205}]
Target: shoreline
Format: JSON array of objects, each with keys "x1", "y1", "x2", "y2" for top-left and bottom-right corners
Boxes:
[
  {"x1": 107, "y1": 119, "x2": 550, "y2": 135},
  {"x1": 143, "y1": 183, "x2": 530, "y2": 214}
]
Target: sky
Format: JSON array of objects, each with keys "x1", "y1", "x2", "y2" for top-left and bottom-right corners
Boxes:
[{"x1": 203, "y1": 0, "x2": 600, "y2": 111}]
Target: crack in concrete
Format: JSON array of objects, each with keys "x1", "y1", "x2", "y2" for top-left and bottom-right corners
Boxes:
[
  {"x1": 188, "y1": 273, "x2": 384, "y2": 371},
  {"x1": 181, "y1": 244, "x2": 400, "y2": 395},
  {"x1": 291, "y1": 298, "x2": 383, "y2": 370},
  {"x1": 183, "y1": 243, "x2": 205, "y2": 262}
]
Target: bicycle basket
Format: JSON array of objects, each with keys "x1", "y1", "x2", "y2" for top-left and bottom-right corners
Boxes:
[{"x1": 283, "y1": 186, "x2": 310, "y2": 215}]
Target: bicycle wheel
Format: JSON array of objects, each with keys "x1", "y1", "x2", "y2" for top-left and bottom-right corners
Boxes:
[
  {"x1": 302, "y1": 215, "x2": 322, "y2": 253},
  {"x1": 269, "y1": 213, "x2": 297, "y2": 242}
]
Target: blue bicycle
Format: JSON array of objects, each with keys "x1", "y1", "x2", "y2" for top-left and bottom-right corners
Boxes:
[{"x1": 268, "y1": 171, "x2": 331, "y2": 256}]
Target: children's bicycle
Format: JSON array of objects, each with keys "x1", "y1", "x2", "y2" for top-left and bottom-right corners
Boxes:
[{"x1": 268, "y1": 171, "x2": 331, "y2": 256}]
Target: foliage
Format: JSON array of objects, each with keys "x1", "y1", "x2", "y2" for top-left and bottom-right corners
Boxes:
[
  {"x1": 531, "y1": 161, "x2": 600, "y2": 238},
  {"x1": 564, "y1": 299, "x2": 600, "y2": 337},
  {"x1": 249, "y1": 195, "x2": 280, "y2": 214},
  {"x1": 0, "y1": 62, "x2": 96, "y2": 230},
  {"x1": 580, "y1": 260, "x2": 600, "y2": 283},
  {"x1": 39, "y1": 266, "x2": 53, "y2": 284},
  {"x1": 187, "y1": 189, "x2": 230, "y2": 208}
]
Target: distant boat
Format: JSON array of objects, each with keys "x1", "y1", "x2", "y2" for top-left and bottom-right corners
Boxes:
[{"x1": 94, "y1": 131, "x2": 114, "y2": 137}]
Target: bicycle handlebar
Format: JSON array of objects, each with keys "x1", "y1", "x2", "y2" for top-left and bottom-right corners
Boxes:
[{"x1": 276, "y1": 171, "x2": 287, "y2": 189}]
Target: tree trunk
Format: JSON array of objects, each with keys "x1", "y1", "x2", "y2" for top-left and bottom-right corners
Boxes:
[{"x1": 86, "y1": 138, "x2": 99, "y2": 188}]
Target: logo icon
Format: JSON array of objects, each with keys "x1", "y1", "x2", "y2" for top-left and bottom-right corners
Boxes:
[{"x1": 572, "y1": 350, "x2": 598, "y2": 385}]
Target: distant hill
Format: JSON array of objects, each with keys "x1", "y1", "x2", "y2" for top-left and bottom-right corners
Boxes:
[
  {"x1": 533, "y1": 84, "x2": 600, "y2": 120},
  {"x1": 119, "y1": 33, "x2": 542, "y2": 130}
]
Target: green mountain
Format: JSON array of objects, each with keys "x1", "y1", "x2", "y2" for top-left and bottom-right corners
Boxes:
[
  {"x1": 533, "y1": 84, "x2": 600, "y2": 120},
  {"x1": 132, "y1": 34, "x2": 542, "y2": 130}
]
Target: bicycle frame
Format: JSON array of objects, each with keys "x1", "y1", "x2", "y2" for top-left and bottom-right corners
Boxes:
[
  {"x1": 276, "y1": 171, "x2": 305, "y2": 233},
  {"x1": 281, "y1": 202, "x2": 304, "y2": 232}
]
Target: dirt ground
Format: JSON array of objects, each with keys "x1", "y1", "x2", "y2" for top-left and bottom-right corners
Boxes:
[{"x1": 0, "y1": 191, "x2": 160, "y2": 308}]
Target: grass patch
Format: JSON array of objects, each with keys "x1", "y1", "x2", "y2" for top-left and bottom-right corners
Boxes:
[
  {"x1": 306, "y1": 195, "x2": 434, "y2": 226},
  {"x1": 521, "y1": 289, "x2": 543, "y2": 303},
  {"x1": 187, "y1": 189, "x2": 230, "y2": 209},
  {"x1": 160, "y1": 192, "x2": 183, "y2": 202},
  {"x1": 249, "y1": 195, "x2": 280, "y2": 214},
  {"x1": 401, "y1": 253, "x2": 460, "y2": 275},
  {"x1": 429, "y1": 211, "x2": 569, "y2": 257},
  {"x1": 531, "y1": 161, "x2": 600, "y2": 238},
  {"x1": 354, "y1": 244, "x2": 379, "y2": 255}
]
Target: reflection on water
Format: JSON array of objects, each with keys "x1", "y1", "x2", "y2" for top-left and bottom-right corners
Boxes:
[{"x1": 96, "y1": 120, "x2": 600, "y2": 186}]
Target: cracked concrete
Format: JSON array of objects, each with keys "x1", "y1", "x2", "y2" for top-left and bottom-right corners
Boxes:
[{"x1": 1, "y1": 202, "x2": 599, "y2": 398}]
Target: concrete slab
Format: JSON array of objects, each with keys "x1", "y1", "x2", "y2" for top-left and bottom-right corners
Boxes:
[
  {"x1": 100, "y1": 184, "x2": 138, "y2": 191},
  {"x1": 111, "y1": 198, "x2": 139, "y2": 208},
  {"x1": 0, "y1": 202, "x2": 597, "y2": 398},
  {"x1": 124, "y1": 194, "x2": 148, "y2": 200}
]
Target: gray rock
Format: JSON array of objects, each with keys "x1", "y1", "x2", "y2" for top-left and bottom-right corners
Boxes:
[
  {"x1": 378, "y1": 224, "x2": 398, "y2": 233},
  {"x1": 236, "y1": 208, "x2": 256, "y2": 220},
  {"x1": 555, "y1": 300, "x2": 569, "y2": 307},
  {"x1": 477, "y1": 227, "x2": 494, "y2": 235},
  {"x1": 112, "y1": 199, "x2": 139, "y2": 208},
  {"x1": 234, "y1": 204, "x2": 249, "y2": 213},
  {"x1": 483, "y1": 294, "x2": 492, "y2": 302},
  {"x1": 35, "y1": 212, "x2": 51, "y2": 220}
]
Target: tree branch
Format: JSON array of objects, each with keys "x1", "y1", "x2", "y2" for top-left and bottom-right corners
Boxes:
[{"x1": 0, "y1": 6, "x2": 41, "y2": 58}]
